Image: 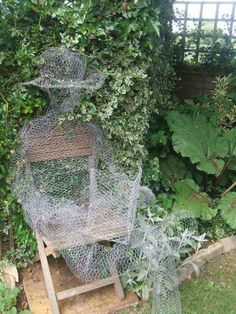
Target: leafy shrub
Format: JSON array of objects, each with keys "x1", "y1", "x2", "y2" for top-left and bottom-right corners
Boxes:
[
  {"x1": 0, "y1": 282, "x2": 30, "y2": 314},
  {"x1": 166, "y1": 110, "x2": 236, "y2": 226},
  {"x1": 0, "y1": 1, "x2": 174, "y2": 264},
  {"x1": 144, "y1": 75, "x2": 236, "y2": 237},
  {"x1": 122, "y1": 204, "x2": 206, "y2": 299}
]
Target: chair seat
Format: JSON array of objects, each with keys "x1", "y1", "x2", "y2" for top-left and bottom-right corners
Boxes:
[
  {"x1": 41, "y1": 206, "x2": 130, "y2": 253},
  {"x1": 43, "y1": 222, "x2": 129, "y2": 256}
]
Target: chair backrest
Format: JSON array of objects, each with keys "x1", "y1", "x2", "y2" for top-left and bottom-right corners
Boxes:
[
  {"x1": 24, "y1": 122, "x2": 97, "y2": 203},
  {"x1": 25, "y1": 123, "x2": 94, "y2": 163}
]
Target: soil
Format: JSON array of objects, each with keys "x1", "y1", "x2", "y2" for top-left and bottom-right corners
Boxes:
[{"x1": 22, "y1": 257, "x2": 138, "y2": 314}]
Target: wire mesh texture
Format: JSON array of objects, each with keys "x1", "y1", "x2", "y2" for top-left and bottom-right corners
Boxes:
[{"x1": 12, "y1": 47, "x2": 197, "y2": 314}]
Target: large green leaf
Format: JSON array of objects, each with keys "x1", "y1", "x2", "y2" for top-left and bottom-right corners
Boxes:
[
  {"x1": 219, "y1": 192, "x2": 236, "y2": 229},
  {"x1": 173, "y1": 179, "x2": 217, "y2": 220},
  {"x1": 166, "y1": 111, "x2": 226, "y2": 175}
]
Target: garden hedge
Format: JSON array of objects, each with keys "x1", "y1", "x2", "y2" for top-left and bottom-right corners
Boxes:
[{"x1": 0, "y1": 0, "x2": 174, "y2": 264}]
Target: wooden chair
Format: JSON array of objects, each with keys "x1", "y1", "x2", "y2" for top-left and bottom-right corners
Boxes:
[{"x1": 26, "y1": 123, "x2": 125, "y2": 314}]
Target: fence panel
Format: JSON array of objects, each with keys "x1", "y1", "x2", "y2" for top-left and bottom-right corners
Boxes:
[{"x1": 174, "y1": 1, "x2": 236, "y2": 63}]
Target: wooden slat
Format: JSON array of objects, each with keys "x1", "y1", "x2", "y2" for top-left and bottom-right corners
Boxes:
[
  {"x1": 176, "y1": 1, "x2": 236, "y2": 5},
  {"x1": 36, "y1": 233, "x2": 60, "y2": 314},
  {"x1": 213, "y1": 3, "x2": 220, "y2": 42},
  {"x1": 181, "y1": 2, "x2": 188, "y2": 62},
  {"x1": 43, "y1": 224, "x2": 129, "y2": 252},
  {"x1": 25, "y1": 123, "x2": 93, "y2": 162},
  {"x1": 56, "y1": 277, "x2": 117, "y2": 301},
  {"x1": 228, "y1": 3, "x2": 235, "y2": 42},
  {"x1": 195, "y1": 2, "x2": 203, "y2": 63},
  {"x1": 175, "y1": 17, "x2": 236, "y2": 22},
  {"x1": 108, "y1": 260, "x2": 125, "y2": 301},
  {"x1": 27, "y1": 147, "x2": 92, "y2": 162}
]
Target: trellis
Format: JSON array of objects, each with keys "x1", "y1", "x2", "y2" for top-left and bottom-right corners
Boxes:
[{"x1": 174, "y1": 1, "x2": 236, "y2": 62}]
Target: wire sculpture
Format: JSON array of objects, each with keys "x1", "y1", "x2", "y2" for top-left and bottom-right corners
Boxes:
[{"x1": 12, "y1": 47, "x2": 196, "y2": 314}]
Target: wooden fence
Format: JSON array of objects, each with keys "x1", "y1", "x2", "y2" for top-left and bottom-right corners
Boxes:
[{"x1": 175, "y1": 67, "x2": 228, "y2": 99}]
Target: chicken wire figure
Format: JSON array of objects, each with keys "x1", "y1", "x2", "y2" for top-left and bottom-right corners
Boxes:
[{"x1": 12, "y1": 47, "x2": 196, "y2": 314}]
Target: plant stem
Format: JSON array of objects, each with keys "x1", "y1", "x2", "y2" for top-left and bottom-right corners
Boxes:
[
  {"x1": 214, "y1": 157, "x2": 232, "y2": 187},
  {"x1": 0, "y1": 91, "x2": 8, "y2": 104},
  {"x1": 204, "y1": 173, "x2": 208, "y2": 192},
  {"x1": 221, "y1": 180, "x2": 236, "y2": 196}
]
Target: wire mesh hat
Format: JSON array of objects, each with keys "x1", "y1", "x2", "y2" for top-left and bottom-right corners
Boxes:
[{"x1": 23, "y1": 47, "x2": 105, "y2": 92}]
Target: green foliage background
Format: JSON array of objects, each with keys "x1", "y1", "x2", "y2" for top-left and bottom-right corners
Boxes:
[
  {"x1": 0, "y1": 0, "x2": 174, "y2": 264},
  {"x1": 145, "y1": 75, "x2": 236, "y2": 240}
]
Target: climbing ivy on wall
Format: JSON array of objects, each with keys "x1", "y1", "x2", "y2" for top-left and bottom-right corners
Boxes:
[{"x1": 0, "y1": 0, "x2": 174, "y2": 264}]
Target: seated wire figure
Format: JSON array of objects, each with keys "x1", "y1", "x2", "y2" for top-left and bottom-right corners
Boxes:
[
  {"x1": 15, "y1": 119, "x2": 142, "y2": 247},
  {"x1": 12, "y1": 48, "x2": 194, "y2": 314},
  {"x1": 12, "y1": 48, "x2": 146, "y2": 313}
]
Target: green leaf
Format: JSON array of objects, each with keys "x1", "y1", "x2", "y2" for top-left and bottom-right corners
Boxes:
[
  {"x1": 143, "y1": 157, "x2": 160, "y2": 185},
  {"x1": 150, "y1": 130, "x2": 167, "y2": 147},
  {"x1": 216, "y1": 128, "x2": 236, "y2": 157},
  {"x1": 137, "y1": 269, "x2": 148, "y2": 282},
  {"x1": 173, "y1": 179, "x2": 217, "y2": 220},
  {"x1": 8, "y1": 308, "x2": 17, "y2": 314},
  {"x1": 219, "y1": 192, "x2": 236, "y2": 229},
  {"x1": 142, "y1": 284, "x2": 150, "y2": 300},
  {"x1": 228, "y1": 157, "x2": 236, "y2": 171},
  {"x1": 160, "y1": 154, "x2": 190, "y2": 183},
  {"x1": 167, "y1": 111, "x2": 226, "y2": 175},
  {"x1": 151, "y1": 20, "x2": 160, "y2": 36}
]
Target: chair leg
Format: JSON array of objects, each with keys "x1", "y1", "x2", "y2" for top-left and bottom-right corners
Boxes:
[
  {"x1": 36, "y1": 232, "x2": 60, "y2": 314},
  {"x1": 108, "y1": 261, "x2": 125, "y2": 300},
  {"x1": 114, "y1": 276, "x2": 125, "y2": 300}
]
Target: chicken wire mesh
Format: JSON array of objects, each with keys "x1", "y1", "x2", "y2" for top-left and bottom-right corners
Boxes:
[
  {"x1": 11, "y1": 47, "x2": 197, "y2": 314},
  {"x1": 23, "y1": 47, "x2": 105, "y2": 113}
]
